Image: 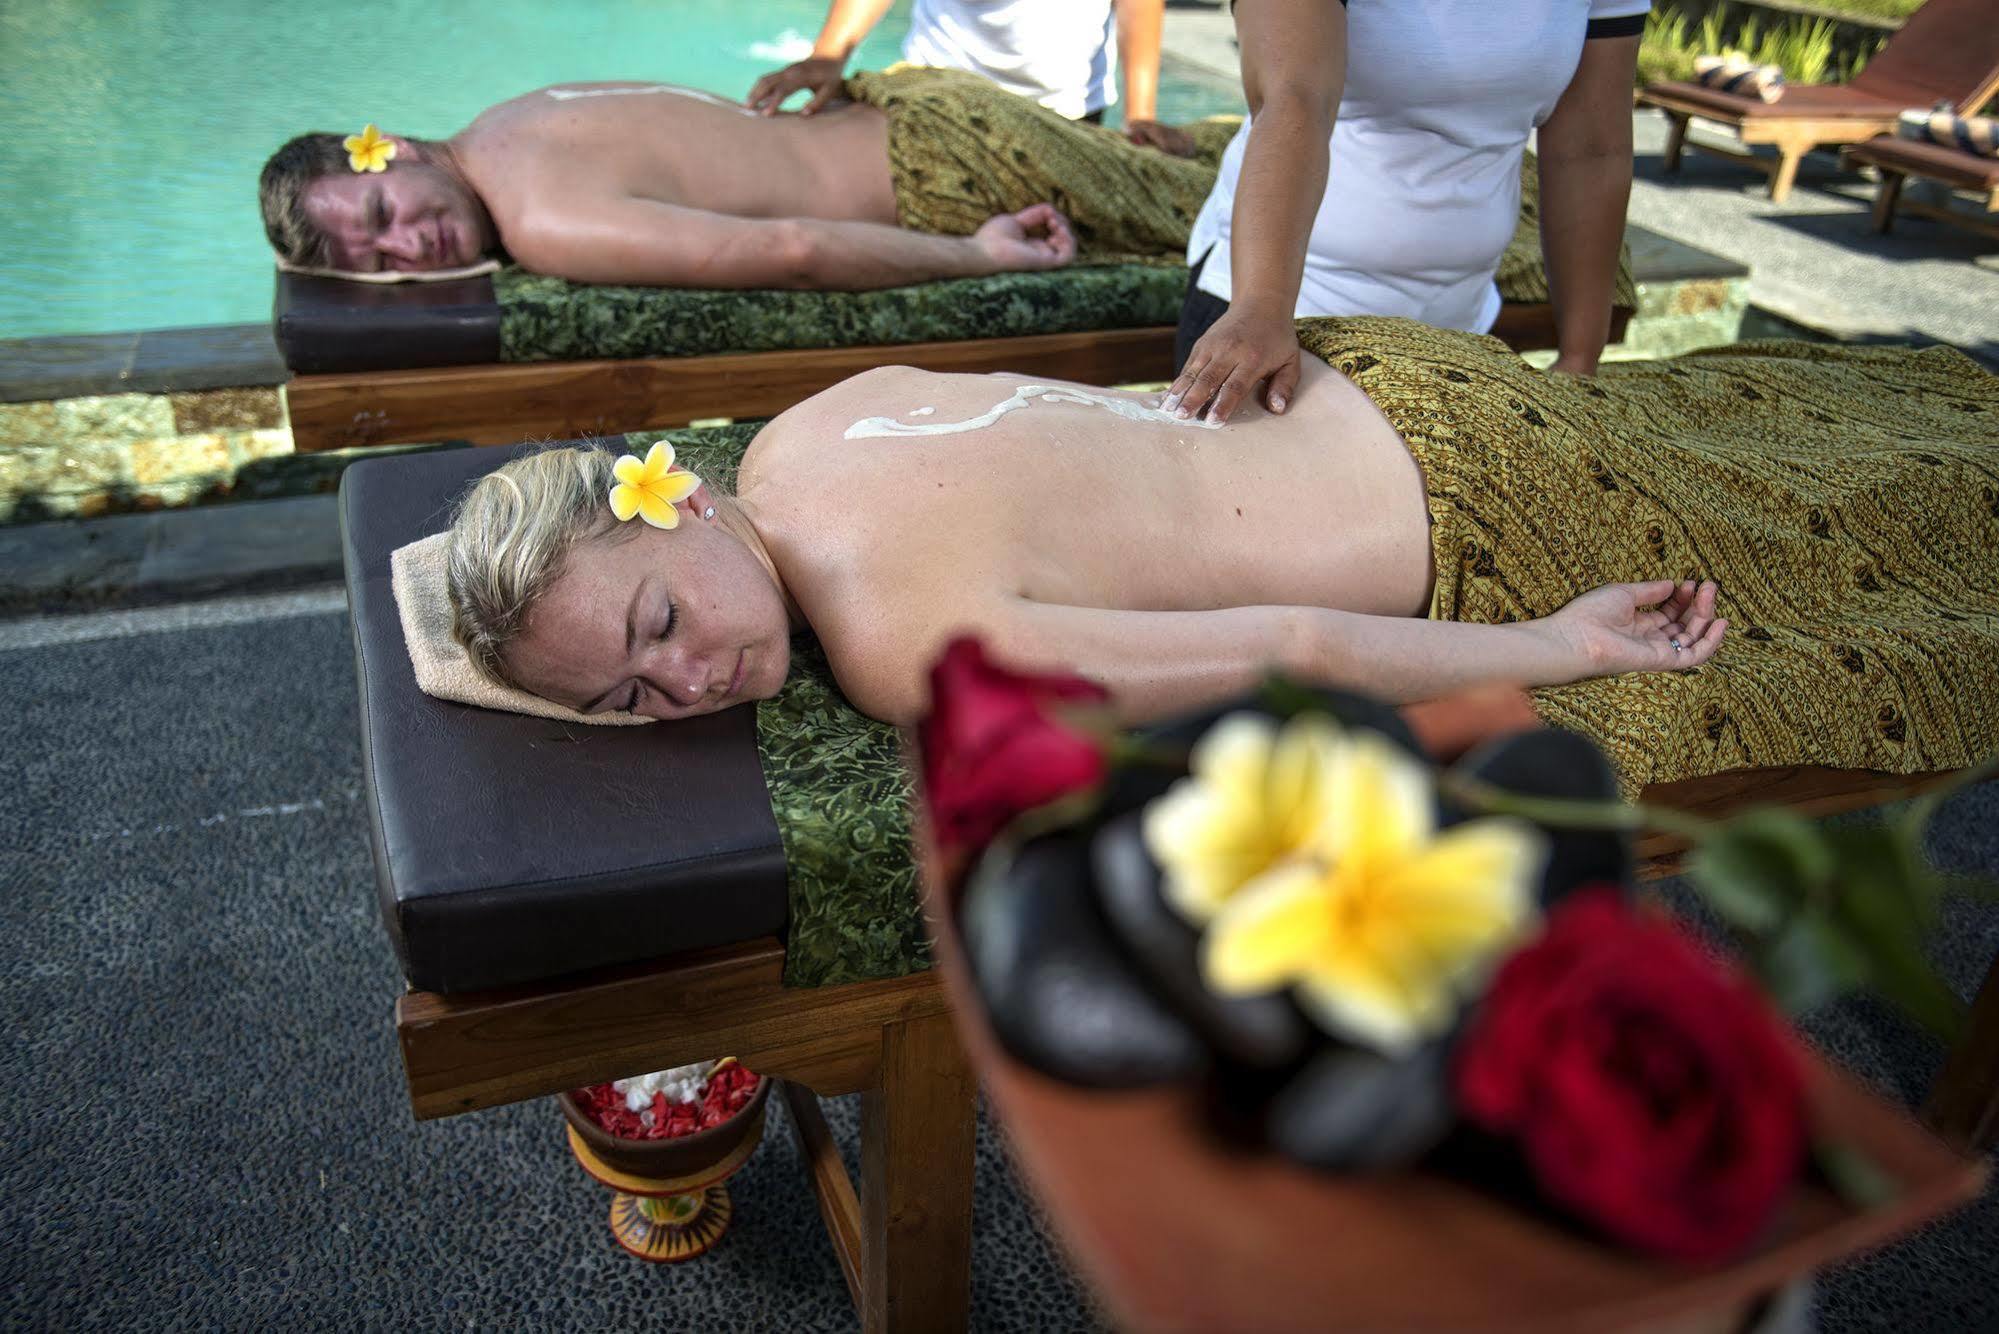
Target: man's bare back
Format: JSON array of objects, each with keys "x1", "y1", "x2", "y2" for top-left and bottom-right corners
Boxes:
[{"x1": 455, "y1": 82, "x2": 900, "y2": 238}]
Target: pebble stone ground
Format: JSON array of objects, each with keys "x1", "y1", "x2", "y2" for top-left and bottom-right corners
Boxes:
[{"x1": 1, "y1": 593, "x2": 1994, "y2": 1331}]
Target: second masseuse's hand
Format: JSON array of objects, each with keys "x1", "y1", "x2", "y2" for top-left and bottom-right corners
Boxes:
[
  {"x1": 1124, "y1": 119, "x2": 1196, "y2": 158},
  {"x1": 971, "y1": 204, "x2": 1078, "y2": 272},
  {"x1": 1164, "y1": 303, "x2": 1302, "y2": 423},
  {"x1": 747, "y1": 56, "x2": 848, "y2": 116}
]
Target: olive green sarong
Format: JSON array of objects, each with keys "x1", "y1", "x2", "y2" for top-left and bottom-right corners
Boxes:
[
  {"x1": 1299, "y1": 317, "x2": 1999, "y2": 797},
  {"x1": 844, "y1": 65, "x2": 1231, "y2": 262}
]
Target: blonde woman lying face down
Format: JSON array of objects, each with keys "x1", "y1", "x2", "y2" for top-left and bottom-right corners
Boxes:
[{"x1": 446, "y1": 350, "x2": 1727, "y2": 728}]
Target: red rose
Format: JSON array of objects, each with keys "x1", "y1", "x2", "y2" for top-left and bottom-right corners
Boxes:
[
  {"x1": 919, "y1": 636, "x2": 1108, "y2": 856},
  {"x1": 1455, "y1": 888, "x2": 1807, "y2": 1263}
]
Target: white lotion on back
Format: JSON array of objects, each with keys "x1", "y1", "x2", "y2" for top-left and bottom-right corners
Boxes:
[
  {"x1": 545, "y1": 84, "x2": 753, "y2": 116},
  {"x1": 845, "y1": 385, "x2": 1220, "y2": 439}
]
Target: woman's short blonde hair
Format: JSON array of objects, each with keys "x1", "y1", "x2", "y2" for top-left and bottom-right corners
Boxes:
[{"x1": 445, "y1": 446, "x2": 639, "y2": 687}]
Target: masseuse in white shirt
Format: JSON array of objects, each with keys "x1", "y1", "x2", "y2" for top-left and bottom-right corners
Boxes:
[
  {"x1": 750, "y1": 0, "x2": 1164, "y2": 125},
  {"x1": 1150, "y1": 0, "x2": 1649, "y2": 424}
]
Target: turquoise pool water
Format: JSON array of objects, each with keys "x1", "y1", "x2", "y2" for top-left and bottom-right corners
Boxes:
[{"x1": 0, "y1": 0, "x2": 1242, "y2": 340}]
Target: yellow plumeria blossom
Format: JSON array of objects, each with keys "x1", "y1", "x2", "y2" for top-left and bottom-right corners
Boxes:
[
  {"x1": 1142, "y1": 713, "x2": 1350, "y2": 923},
  {"x1": 343, "y1": 124, "x2": 397, "y2": 174},
  {"x1": 1146, "y1": 716, "x2": 1546, "y2": 1055},
  {"x1": 609, "y1": 442, "x2": 701, "y2": 529}
]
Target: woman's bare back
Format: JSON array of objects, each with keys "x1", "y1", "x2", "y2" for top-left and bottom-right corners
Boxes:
[{"x1": 737, "y1": 357, "x2": 1437, "y2": 675}]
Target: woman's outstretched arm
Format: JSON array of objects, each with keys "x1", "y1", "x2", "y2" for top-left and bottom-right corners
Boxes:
[{"x1": 842, "y1": 580, "x2": 1725, "y2": 725}]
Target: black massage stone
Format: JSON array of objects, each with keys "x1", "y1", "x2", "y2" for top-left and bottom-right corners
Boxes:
[{"x1": 960, "y1": 830, "x2": 1209, "y2": 1088}]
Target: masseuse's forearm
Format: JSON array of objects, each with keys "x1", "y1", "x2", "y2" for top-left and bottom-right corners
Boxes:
[
  {"x1": 1227, "y1": 86, "x2": 1333, "y2": 315},
  {"x1": 1540, "y1": 150, "x2": 1631, "y2": 374},
  {"x1": 809, "y1": 0, "x2": 898, "y2": 60},
  {"x1": 1537, "y1": 34, "x2": 1639, "y2": 376},
  {"x1": 1304, "y1": 609, "x2": 1582, "y2": 705},
  {"x1": 1226, "y1": 0, "x2": 1343, "y2": 316},
  {"x1": 1115, "y1": 0, "x2": 1164, "y2": 123}
]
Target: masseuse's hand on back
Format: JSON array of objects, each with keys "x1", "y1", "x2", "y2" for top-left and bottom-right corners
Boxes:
[
  {"x1": 1166, "y1": 304, "x2": 1302, "y2": 424},
  {"x1": 972, "y1": 204, "x2": 1078, "y2": 273},
  {"x1": 749, "y1": 57, "x2": 849, "y2": 116},
  {"x1": 748, "y1": 0, "x2": 898, "y2": 116}
]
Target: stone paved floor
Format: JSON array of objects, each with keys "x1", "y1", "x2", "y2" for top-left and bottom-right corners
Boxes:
[{"x1": 2, "y1": 594, "x2": 1995, "y2": 1330}]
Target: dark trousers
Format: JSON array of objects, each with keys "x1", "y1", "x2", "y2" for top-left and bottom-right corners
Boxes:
[{"x1": 1174, "y1": 248, "x2": 1231, "y2": 373}]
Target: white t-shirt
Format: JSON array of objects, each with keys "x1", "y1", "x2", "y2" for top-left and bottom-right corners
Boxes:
[
  {"x1": 903, "y1": 0, "x2": 1119, "y2": 121},
  {"x1": 1186, "y1": 0, "x2": 1650, "y2": 332}
]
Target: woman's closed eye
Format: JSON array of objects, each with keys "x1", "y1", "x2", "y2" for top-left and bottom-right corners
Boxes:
[{"x1": 622, "y1": 598, "x2": 679, "y2": 712}]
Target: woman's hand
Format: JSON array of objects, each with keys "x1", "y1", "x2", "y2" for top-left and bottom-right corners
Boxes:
[
  {"x1": 971, "y1": 204, "x2": 1078, "y2": 272},
  {"x1": 1165, "y1": 304, "x2": 1302, "y2": 423},
  {"x1": 747, "y1": 57, "x2": 848, "y2": 116},
  {"x1": 1545, "y1": 579, "x2": 1728, "y2": 681},
  {"x1": 1124, "y1": 119, "x2": 1197, "y2": 157}
]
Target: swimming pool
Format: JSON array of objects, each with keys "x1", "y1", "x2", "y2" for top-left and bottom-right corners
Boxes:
[{"x1": 0, "y1": 0, "x2": 1244, "y2": 340}]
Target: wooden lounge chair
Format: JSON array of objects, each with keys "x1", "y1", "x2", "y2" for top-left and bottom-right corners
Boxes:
[
  {"x1": 1847, "y1": 132, "x2": 1999, "y2": 242},
  {"x1": 1638, "y1": 0, "x2": 1999, "y2": 203}
]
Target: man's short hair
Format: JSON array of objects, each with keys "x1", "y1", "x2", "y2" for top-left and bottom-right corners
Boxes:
[{"x1": 259, "y1": 133, "x2": 352, "y2": 267}]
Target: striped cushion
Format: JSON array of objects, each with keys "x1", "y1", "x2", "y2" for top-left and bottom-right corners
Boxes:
[
  {"x1": 1897, "y1": 107, "x2": 1999, "y2": 159},
  {"x1": 1694, "y1": 53, "x2": 1786, "y2": 104}
]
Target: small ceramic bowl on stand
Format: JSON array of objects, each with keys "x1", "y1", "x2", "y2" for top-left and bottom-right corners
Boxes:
[{"x1": 556, "y1": 1063, "x2": 772, "y2": 1263}]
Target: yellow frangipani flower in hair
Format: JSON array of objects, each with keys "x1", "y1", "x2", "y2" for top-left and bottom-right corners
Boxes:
[
  {"x1": 609, "y1": 441, "x2": 701, "y2": 529},
  {"x1": 1142, "y1": 713, "x2": 1347, "y2": 923},
  {"x1": 344, "y1": 124, "x2": 397, "y2": 174},
  {"x1": 1148, "y1": 717, "x2": 1545, "y2": 1055}
]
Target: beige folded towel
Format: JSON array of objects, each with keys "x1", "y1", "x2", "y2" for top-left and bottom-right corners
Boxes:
[
  {"x1": 390, "y1": 532, "x2": 652, "y2": 725},
  {"x1": 277, "y1": 256, "x2": 502, "y2": 284}
]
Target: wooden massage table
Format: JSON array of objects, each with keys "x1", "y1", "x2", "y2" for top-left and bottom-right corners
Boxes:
[
  {"x1": 341, "y1": 436, "x2": 1995, "y2": 1334},
  {"x1": 281, "y1": 262, "x2": 1631, "y2": 455}
]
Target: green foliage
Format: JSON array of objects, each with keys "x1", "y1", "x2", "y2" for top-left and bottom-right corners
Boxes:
[
  {"x1": 1455, "y1": 742, "x2": 1997, "y2": 1040},
  {"x1": 1678, "y1": 755, "x2": 1999, "y2": 1038},
  {"x1": 1639, "y1": 4, "x2": 1885, "y2": 87}
]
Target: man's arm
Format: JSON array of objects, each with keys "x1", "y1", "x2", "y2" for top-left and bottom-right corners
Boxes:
[
  {"x1": 1114, "y1": 0, "x2": 1163, "y2": 125},
  {"x1": 747, "y1": 0, "x2": 899, "y2": 116},
  {"x1": 1166, "y1": 0, "x2": 1346, "y2": 424},
  {"x1": 841, "y1": 582, "x2": 1725, "y2": 726},
  {"x1": 1537, "y1": 33, "x2": 1641, "y2": 377},
  {"x1": 507, "y1": 199, "x2": 1076, "y2": 289}
]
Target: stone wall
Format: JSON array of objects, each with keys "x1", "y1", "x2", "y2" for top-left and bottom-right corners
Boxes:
[
  {"x1": 0, "y1": 386, "x2": 447, "y2": 525},
  {"x1": 0, "y1": 386, "x2": 294, "y2": 523}
]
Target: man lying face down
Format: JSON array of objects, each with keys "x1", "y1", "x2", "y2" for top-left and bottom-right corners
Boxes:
[
  {"x1": 435, "y1": 316, "x2": 1999, "y2": 795},
  {"x1": 259, "y1": 69, "x2": 1222, "y2": 291}
]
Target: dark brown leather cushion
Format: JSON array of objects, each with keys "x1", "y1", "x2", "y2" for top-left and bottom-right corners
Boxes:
[
  {"x1": 276, "y1": 271, "x2": 501, "y2": 374},
  {"x1": 339, "y1": 443, "x2": 788, "y2": 994}
]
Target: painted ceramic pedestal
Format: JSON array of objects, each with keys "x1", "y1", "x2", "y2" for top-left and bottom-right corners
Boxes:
[{"x1": 557, "y1": 1068, "x2": 771, "y2": 1263}]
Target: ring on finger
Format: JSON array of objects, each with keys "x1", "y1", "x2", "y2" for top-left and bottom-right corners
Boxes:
[{"x1": 1670, "y1": 637, "x2": 1684, "y2": 653}]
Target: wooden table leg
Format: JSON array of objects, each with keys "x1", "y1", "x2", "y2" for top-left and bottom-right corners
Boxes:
[
  {"x1": 1663, "y1": 110, "x2": 1691, "y2": 173},
  {"x1": 1926, "y1": 948, "x2": 1999, "y2": 1151},
  {"x1": 1871, "y1": 169, "x2": 1907, "y2": 234},
  {"x1": 861, "y1": 1009, "x2": 978, "y2": 1334}
]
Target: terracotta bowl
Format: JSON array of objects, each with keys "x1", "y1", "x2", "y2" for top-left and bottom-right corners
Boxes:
[{"x1": 558, "y1": 1070, "x2": 771, "y2": 1181}]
